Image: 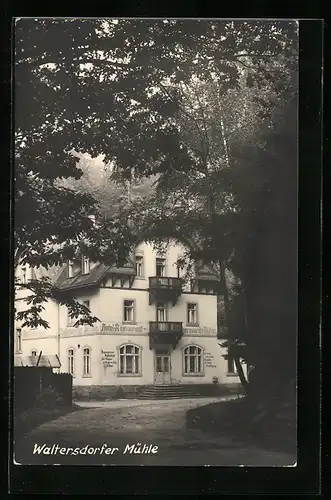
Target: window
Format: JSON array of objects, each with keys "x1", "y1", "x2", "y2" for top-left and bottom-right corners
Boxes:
[
  {"x1": 21, "y1": 267, "x2": 26, "y2": 284},
  {"x1": 16, "y1": 328, "x2": 22, "y2": 352},
  {"x1": 31, "y1": 350, "x2": 37, "y2": 357},
  {"x1": 68, "y1": 260, "x2": 74, "y2": 278},
  {"x1": 68, "y1": 348, "x2": 75, "y2": 375},
  {"x1": 82, "y1": 255, "x2": 90, "y2": 275},
  {"x1": 156, "y1": 258, "x2": 166, "y2": 277},
  {"x1": 184, "y1": 345, "x2": 203, "y2": 375},
  {"x1": 123, "y1": 300, "x2": 135, "y2": 322},
  {"x1": 135, "y1": 255, "x2": 144, "y2": 277},
  {"x1": 83, "y1": 347, "x2": 91, "y2": 376},
  {"x1": 187, "y1": 303, "x2": 198, "y2": 325},
  {"x1": 119, "y1": 344, "x2": 140, "y2": 375},
  {"x1": 156, "y1": 302, "x2": 167, "y2": 322}
]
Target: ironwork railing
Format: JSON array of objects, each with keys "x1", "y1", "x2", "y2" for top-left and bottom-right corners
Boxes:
[
  {"x1": 149, "y1": 321, "x2": 183, "y2": 335},
  {"x1": 149, "y1": 277, "x2": 182, "y2": 290}
]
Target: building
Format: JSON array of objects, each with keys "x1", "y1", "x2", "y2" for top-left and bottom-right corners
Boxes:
[{"x1": 14, "y1": 239, "x2": 242, "y2": 399}]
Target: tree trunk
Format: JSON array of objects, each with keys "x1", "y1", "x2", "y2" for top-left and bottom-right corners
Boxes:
[
  {"x1": 219, "y1": 259, "x2": 250, "y2": 394},
  {"x1": 234, "y1": 355, "x2": 249, "y2": 396}
]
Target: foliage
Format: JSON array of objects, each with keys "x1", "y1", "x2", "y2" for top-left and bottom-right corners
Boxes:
[
  {"x1": 15, "y1": 18, "x2": 297, "y2": 181},
  {"x1": 34, "y1": 386, "x2": 64, "y2": 409},
  {"x1": 103, "y1": 27, "x2": 298, "y2": 395},
  {"x1": 15, "y1": 276, "x2": 100, "y2": 329},
  {"x1": 187, "y1": 386, "x2": 296, "y2": 454},
  {"x1": 15, "y1": 14, "x2": 298, "y2": 402},
  {"x1": 57, "y1": 152, "x2": 157, "y2": 220}
]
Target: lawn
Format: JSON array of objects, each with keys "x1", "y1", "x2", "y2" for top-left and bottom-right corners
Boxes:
[
  {"x1": 186, "y1": 396, "x2": 296, "y2": 455},
  {"x1": 14, "y1": 403, "x2": 83, "y2": 441}
]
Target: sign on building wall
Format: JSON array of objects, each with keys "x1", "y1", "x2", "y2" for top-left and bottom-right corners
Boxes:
[
  {"x1": 183, "y1": 327, "x2": 216, "y2": 335},
  {"x1": 101, "y1": 350, "x2": 117, "y2": 368},
  {"x1": 61, "y1": 322, "x2": 148, "y2": 335},
  {"x1": 101, "y1": 323, "x2": 148, "y2": 333},
  {"x1": 204, "y1": 352, "x2": 217, "y2": 368}
]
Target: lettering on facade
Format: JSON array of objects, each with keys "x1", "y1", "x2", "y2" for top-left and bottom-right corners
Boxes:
[
  {"x1": 204, "y1": 352, "x2": 217, "y2": 368},
  {"x1": 101, "y1": 350, "x2": 117, "y2": 368},
  {"x1": 183, "y1": 327, "x2": 216, "y2": 335},
  {"x1": 101, "y1": 323, "x2": 146, "y2": 333}
]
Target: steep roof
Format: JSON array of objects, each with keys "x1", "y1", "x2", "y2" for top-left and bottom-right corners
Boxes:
[
  {"x1": 195, "y1": 264, "x2": 220, "y2": 281},
  {"x1": 31, "y1": 264, "x2": 63, "y2": 283},
  {"x1": 55, "y1": 262, "x2": 135, "y2": 292},
  {"x1": 53, "y1": 238, "x2": 220, "y2": 292},
  {"x1": 14, "y1": 354, "x2": 61, "y2": 368}
]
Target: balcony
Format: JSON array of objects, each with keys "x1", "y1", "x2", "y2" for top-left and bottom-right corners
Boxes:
[
  {"x1": 191, "y1": 276, "x2": 222, "y2": 294},
  {"x1": 148, "y1": 277, "x2": 183, "y2": 305},
  {"x1": 149, "y1": 321, "x2": 183, "y2": 349}
]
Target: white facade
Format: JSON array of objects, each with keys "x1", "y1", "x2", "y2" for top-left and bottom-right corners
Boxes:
[{"x1": 14, "y1": 240, "x2": 241, "y2": 396}]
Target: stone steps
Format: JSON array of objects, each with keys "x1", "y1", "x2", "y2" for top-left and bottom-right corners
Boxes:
[
  {"x1": 138, "y1": 393, "x2": 203, "y2": 400},
  {"x1": 137, "y1": 384, "x2": 224, "y2": 400}
]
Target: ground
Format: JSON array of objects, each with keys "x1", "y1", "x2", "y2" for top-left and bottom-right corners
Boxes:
[{"x1": 14, "y1": 397, "x2": 296, "y2": 466}]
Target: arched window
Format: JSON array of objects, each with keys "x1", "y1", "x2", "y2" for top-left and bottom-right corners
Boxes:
[
  {"x1": 183, "y1": 345, "x2": 203, "y2": 375},
  {"x1": 83, "y1": 347, "x2": 91, "y2": 376},
  {"x1": 68, "y1": 348, "x2": 75, "y2": 375},
  {"x1": 119, "y1": 344, "x2": 140, "y2": 375},
  {"x1": 31, "y1": 349, "x2": 37, "y2": 357}
]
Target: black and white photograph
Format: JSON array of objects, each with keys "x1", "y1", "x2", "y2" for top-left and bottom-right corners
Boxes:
[{"x1": 13, "y1": 17, "x2": 298, "y2": 467}]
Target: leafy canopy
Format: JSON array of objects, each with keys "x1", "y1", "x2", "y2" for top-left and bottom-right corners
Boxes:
[{"x1": 15, "y1": 18, "x2": 297, "y2": 331}]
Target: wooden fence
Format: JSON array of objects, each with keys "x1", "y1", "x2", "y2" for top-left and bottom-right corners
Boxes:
[{"x1": 14, "y1": 367, "x2": 72, "y2": 413}]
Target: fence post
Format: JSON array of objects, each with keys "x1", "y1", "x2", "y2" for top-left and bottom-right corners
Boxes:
[{"x1": 36, "y1": 350, "x2": 42, "y2": 367}]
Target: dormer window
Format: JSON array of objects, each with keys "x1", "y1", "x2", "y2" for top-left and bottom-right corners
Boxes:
[
  {"x1": 82, "y1": 255, "x2": 90, "y2": 275},
  {"x1": 68, "y1": 260, "x2": 74, "y2": 278}
]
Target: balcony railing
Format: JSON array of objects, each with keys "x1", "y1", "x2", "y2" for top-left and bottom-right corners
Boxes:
[
  {"x1": 148, "y1": 277, "x2": 183, "y2": 306},
  {"x1": 149, "y1": 321, "x2": 183, "y2": 335},
  {"x1": 149, "y1": 277, "x2": 182, "y2": 290},
  {"x1": 149, "y1": 321, "x2": 183, "y2": 349}
]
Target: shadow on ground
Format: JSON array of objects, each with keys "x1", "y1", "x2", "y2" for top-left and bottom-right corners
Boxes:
[{"x1": 13, "y1": 397, "x2": 296, "y2": 466}]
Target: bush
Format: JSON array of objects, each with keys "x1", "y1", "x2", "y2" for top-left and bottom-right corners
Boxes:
[
  {"x1": 187, "y1": 394, "x2": 296, "y2": 454},
  {"x1": 34, "y1": 386, "x2": 65, "y2": 409}
]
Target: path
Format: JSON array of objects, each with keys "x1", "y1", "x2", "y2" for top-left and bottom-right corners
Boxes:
[{"x1": 14, "y1": 397, "x2": 296, "y2": 466}]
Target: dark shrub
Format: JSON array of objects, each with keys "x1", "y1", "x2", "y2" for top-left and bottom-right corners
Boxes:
[{"x1": 35, "y1": 386, "x2": 64, "y2": 409}]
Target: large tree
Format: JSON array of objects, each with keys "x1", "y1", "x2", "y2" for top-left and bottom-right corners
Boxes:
[
  {"x1": 15, "y1": 18, "x2": 297, "y2": 171},
  {"x1": 114, "y1": 64, "x2": 297, "y2": 397}
]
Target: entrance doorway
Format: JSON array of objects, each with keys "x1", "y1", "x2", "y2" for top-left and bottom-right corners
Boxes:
[{"x1": 154, "y1": 351, "x2": 171, "y2": 384}]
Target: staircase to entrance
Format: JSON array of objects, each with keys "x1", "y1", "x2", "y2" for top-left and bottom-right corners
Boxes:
[{"x1": 137, "y1": 384, "x2": 242, "y2": 400}]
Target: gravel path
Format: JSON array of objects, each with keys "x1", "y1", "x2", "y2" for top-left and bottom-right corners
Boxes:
[{"x1": 14, "y1": 397, "x2": 296, "y2": 467}]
